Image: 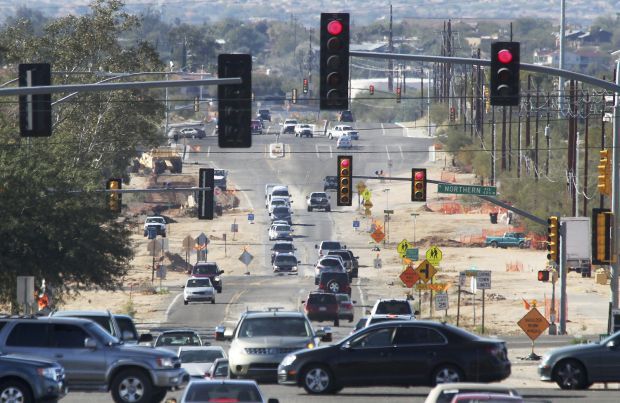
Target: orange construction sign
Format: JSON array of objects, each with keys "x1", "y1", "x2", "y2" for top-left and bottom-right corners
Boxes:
[
  {"x1": 371, "y1": 230, "x2": 385, "y2": 243},
  {"x1": 399, "y1": 265, "x2": 420, "y2": 288},
  {"x1": 517, "y1": 308, "x2": 549, "y2": 341}
]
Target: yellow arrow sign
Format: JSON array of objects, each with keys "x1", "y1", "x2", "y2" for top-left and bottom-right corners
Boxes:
[{"x1": 415, "y1": 259, "x2": 437, "y2": 283}]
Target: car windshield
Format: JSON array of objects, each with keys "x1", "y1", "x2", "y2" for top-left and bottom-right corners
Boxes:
[
  {"x1": 85, "y1": 322, "x2": 120, "y2": 345},
  {"x1": 300, "y1": 124, "x2": 310, "y2": 128},
  {"x1": 342, "y1": 126, "x2": 354, "y2": 130},
  {"x1": 312, "y1": 193, "x2": 327, "y2": 199},
  {"x1": 193, "y1": 265, "x2": 218, "y2": 275},
  {"x1": 72, "y1": 315, "x2": 112, "y2": 334},
  {"x1": 435, "y1": 389, "x2": 518, "y2": 403},
  {"x1": 187, "y1": 278, "x2": 213, "y2": 287},
  {"x1": 328, "y1": 252, "x2": 349, "y2": 260},
  {"x1": 375, "y1": 301, "x2": 412, "y2": 315},
  {"x1": 275, "y1": 255, "x2": 297, "y2": 265},
  {"x1": 321, "y1": 242, "x2": 341, "y2": 250},
  {"x1": 273, "y1": 243, "x2": 293, "y2": 252},
  {"x1": 272, "y1": 189, "x2": 289, "y2": 197},
  {"x1": 274, "y1": 225, "x2": 291, "y2": 232},
  {"x1": 238, "y1": 317, "x2": 312, "y2": 338},
  {"x1": 272, "y1": 207, "x2": 290, "y2": 215},
  {"x1": 179, "y1": 349, "x2": 224, "y2": 363},
  {"x1": 156, "y1": 332, "x2": 201, "y2": 346},
  {"x1": 308, "y1": 294, "x2": 336, "y2": 304},
  {"x1": 336, "y1": 294, "x2": 350, "y2": 302},
  {"x1": 146, "y1": 217, "x2": 164, "y2": 224},
  {"x1": 184, "y1": 383, "x2": 261, "y2": 402},
  {"x1": 285, "y1": 120, "x2": 297, "y2": 124},
  {"x1": 319, "y1": 258, "x2": 341, "y2": 267}
]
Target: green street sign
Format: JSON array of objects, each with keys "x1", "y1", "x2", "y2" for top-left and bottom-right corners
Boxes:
[
  {"x1": 437, "y1": 183, "x2": 497, "y2": 196},
  {"x1": 405, "y1": 248, "x2": 419, "y2": 260},
  {"x1": 384, "y1": 209, "x2": 394, "y2": 214}
]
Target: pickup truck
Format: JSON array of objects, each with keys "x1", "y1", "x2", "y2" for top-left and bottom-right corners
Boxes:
[
  {"x1": 282, "y1": 119, "x2": 298, "y2": 134},
  {"x1": 327, "y1": 124, "x2": 359, "y2": 140},
  {"x1": 214, "y1": 169, "x2": 227, "y2": 190},
  {"x1": 294, "y1": 123, "x2": 314, "y2": 138},
  {"x1": 485, "y1": 232, "x2": 530, "y2": 249}
]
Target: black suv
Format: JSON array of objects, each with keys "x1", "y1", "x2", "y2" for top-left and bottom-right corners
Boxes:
[
  {"x1": 257, "y1": 109, "x2": 271, "y2": 122},
  {"x1": 318, "y1": 272, "x2": 351, "y2": 295},
  {"x1": 191, "y1": 262, "x2": 224, "y2": 293},
  {"x1": 323, "y1": 176, "x2": 338, "y2": 192},
  {"x1": 270, "y1": 242, "x2": 296, "y2": 263},
  {"x1": 307, "y1": 192, "x2": 331, "y2": 212},
  {"x1": 0, "y1": 351, "x2": 67, "y2": 402},
  {"x1": 338, "y1": 110, "x2": 354, "y2": 122}
]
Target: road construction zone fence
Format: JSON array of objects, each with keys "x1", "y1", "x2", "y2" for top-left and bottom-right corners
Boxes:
[
  {"x1": 544, "y1": 295, "x2": 566, "y2": 323},
  {"x1": 427, "y1": 201, "x2": 508, "y2": 215}
]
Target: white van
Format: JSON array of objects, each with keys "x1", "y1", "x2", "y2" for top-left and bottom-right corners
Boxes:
[{"x1": 266, "y1": 185, "x2": 291, "y2": 208}]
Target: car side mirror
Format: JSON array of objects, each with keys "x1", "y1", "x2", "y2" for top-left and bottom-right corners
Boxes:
[
  {"x1": 314, "y1": 244, "x2": 318, "y2": 249},
  {"x1": 165, "y1": 399, "x2": 178, "y2": 403},
  {"x1": 219, "y1": 270, "x2": 224, "y2": 274},
  {"x1": 414, "y1": 310, "x2": 420, "y2": 316},
  {"x1": 352, "y1": 300, "x2": 357, "y2": 304},
  {"x1": 138, "y1": 333, "x2": 153, "y2": 344},
  {"x1": 298, "y1": 260, "x2": 301, "y2": 264},
  {"x1": 355, "y1": 256, "x2": 359, "y2": 259},
  {"x1": 301, "y1": 300, "x2": 306, "y2": 304},
  {"x1": 341, "y1": 341, "x2": 351, "y2": 350},
  {"x1": 84, "y1": 337, "x2": 97, "y2": 349},
  {"x1": 607, "y1": 340, "x2": 617, "y2": 349},
  {"x1": 215, "y1": 326, "x2": 227, "y2": 341}
]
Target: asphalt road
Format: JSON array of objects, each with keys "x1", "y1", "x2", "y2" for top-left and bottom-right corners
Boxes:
[{"x1": 65, "y1": 120, "x2": 618, "y2": 402}]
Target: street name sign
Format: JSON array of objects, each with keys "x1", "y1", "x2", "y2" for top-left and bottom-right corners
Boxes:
[{"x1": 437, "y1": 183, "x2": 497, "y2": 196}]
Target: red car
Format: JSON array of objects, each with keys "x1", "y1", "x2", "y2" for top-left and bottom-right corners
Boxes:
[{"x1": 303, "y1": 292, "x2": 340, "y2": 326}]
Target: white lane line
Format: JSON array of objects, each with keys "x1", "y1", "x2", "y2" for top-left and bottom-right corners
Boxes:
[
  {"x1": 315, "y1": 144, "x2": 320, "y2": 158},
  {"x1": 207, "y1": 146, "x2": 211, "y2": 158},
  {"x1": 165, "y1": 292, "x2": 183, "y2": 322},
  {"x1": 398, "y1": 145, "x2": 404, "y2": 160},
  {"x1": 356, "y1": 278, "x2": 366, "y2": 317},
  {"x1": 381, "y1": 123, "x2": 386, "y2": 136},
  {"x1": 385, "y1": 145, "x2": 391, "y2": 160},
  {"x1": 329, "y1": 145, "x2": 333, "y2": 159}
]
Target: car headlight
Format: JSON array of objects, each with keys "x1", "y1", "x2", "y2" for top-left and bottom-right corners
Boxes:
[
  {"x1": 281, "y1": 354, "x2": 297, "y2": 367},
  {"x1": 292, "y1": 266, "x2": 298, "y2": 271},
  {"x1": 214, "y1": 277, "x2": 220, "y2": 282},
  {"x1": 274, "y1": 266, "x2": 280, "y2": 270},
  {"x1": 156, "y1": 357, "x2": 175, "y2": 368},
  {"x1": 306, "y1": 342, "x2": 315, "y2": 349},
  {"x1": 37, "y1": 367, "x2": 60, "y2": 381}
]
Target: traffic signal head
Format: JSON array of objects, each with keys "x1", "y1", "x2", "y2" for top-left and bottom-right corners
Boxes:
[
  {"x1": 337, "y1": 155, "x2": 353, "y2": 206},
  {"x1": 538, "y1": 270, "x2": 550, "y2": 282},
  {"x1": 396, "y1": 86, "x2": 401, "y2": 103},
  {"x1": 369, "y1": 84, "x2": 374, "y2": 95},
  {"x1": 592, "y1": 208, "x2": 613, "y2": 264},
  {"x1": 198, "y1": 168, "x2": 214, "y2": 220},
  {"x1": 598, "y1": 149, "x2": 611, "y2": 196},
  {"x1": 303, "y1": 78, "x2": 309, "y2": 94},
  {"x1": 320, "y1": 13, "x2": 349, "y2": 110},
  {"x1": 106, "y1": 178, "x2": 122, "y2": 213},
  {"x1": 490, "y1": 41, "x2": 520, "y2": 106},
  {"x1": 411, "y1": 168, "x2": 427, "y2": 202},
  {"x1": 546, "y1": 216, "x2": 559, "y2": 263},
  {"x1": 218, "y1": 54, "x2": 252, "y2": 148}
]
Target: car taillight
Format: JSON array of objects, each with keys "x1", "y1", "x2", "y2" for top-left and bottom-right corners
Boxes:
[
  {"x1": 318, "y1": 283, "x2": 325, "y2": 289},
  {"x1": 485, "y1": 344, "x2": 505, "y2": 359},
  {"x1": 342, "y1": 303, "x2": 352, "y2": 309}
]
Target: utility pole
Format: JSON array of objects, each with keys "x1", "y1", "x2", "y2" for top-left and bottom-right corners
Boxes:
[
  {"x1": 387, "y1": 4, "x2": 394, "y2": 92},
  {"x1": 558, "y1": 0, "x2": 566, "y2": 116},
  {"x1": 501, "y1": 106, "x2": 507, "y2": 171},
  {"x1": 611, "y1": 60, "x2": 620, "y2": 311},
  {"x1": 583, "y1": 92, "x2": 589, "y2": 216},
  {"x1": 535, "y1": 83, "x2": 540, "y2": 180}
]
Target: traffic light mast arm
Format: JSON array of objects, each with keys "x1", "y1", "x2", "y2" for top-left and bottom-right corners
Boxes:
[
  {"x1": 351, "y1": 174, "x2": 547, "y2": 226},
  {"x1": 73, "y1": 187, "x2": 213, "y2": 194},
  {"x1": 348, "y1": 51, "x2": 620, "y2": 94}
]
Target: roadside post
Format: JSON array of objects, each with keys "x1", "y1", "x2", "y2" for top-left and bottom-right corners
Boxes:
[
  {"x1": 147, "y1": 240, "x2": 161, "y2": 282},
  {"x1": 223, "y1": 233, "x2": 227, "y2": 257},
  {"x1": 457, "y1": 272, "x2": 466, "y2": 326},
  {"x1": 476, "y1": 270, "x2": 492, "y2": 334},
  {"x1": 182, "y1": 235, "x2": 193, "y2": 273},
  {"x1": 231, "y1": 219, "x2": 239, "y2": 241}
]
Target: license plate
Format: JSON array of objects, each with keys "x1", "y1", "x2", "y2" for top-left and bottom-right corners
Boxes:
[{"x1": 319, "y1": 307, "x2": 327, "y2": 311}]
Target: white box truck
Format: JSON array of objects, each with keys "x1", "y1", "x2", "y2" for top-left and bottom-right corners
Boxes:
[{"x1": 562, "y1": 217, "x2": 592, "y2": 277}]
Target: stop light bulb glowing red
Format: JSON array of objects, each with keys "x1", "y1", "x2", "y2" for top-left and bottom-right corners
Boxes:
[
  {"x1": 497, "y1": 49, "x2": 513, "y2": 64},
  {"x1": 340, "y1": 158, "x2": 350, "y2": 168},
  {"x1": 414, "y1": 171, "x2": 425, "y2": 180},
  {"x1": 327, "y1": 20, "x2": 343, "y2": 35}
]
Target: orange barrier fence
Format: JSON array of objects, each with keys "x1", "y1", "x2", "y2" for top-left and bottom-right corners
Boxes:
[
  {"x1": 506, "y1": 262, "x2": 524, "y2": 272},
  {"x1": 544, "y1": 295, "x2": 566, "y2": 322}
]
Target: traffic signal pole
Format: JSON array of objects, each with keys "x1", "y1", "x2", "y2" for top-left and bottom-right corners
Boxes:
[
  {"x1": 559, "y1": 221, "x2": 568, "y2": 335},
  {"x1": 611, "y1": 60, "x2": 620, "y2": 311}
]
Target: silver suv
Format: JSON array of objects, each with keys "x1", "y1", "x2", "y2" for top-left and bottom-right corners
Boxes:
[
  {"x1": 0, "y1": 317, "x2": 189, "y2": 403},
  {"x1": 215, "y1": 308, "x2": 331, "y2": 381}
]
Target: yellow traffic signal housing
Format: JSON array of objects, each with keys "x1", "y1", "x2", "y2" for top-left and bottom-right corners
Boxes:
[
  {"x1": 106, "y1": 178, "x2": 122, "y2": 213},
  {"x1": 546, "y1": 216, "x2": 559, "y2": 264},
  {"x1": 592, "y1": 208, "x2": 614, "y2": 264},
  {"x1": 598, "y1": 149, "x2": 611, "y2": 196},
  {"x1": 337, "y1": 156, "x2": 352, "y2": 206},
  {"x1": 411, "y1": 169, "x2": 427, "y2": 202}
]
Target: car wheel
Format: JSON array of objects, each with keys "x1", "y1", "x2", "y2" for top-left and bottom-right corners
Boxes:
[
  {"x1": 327, "y1": 280, "x2": 341, "y2": 293},
  {"x1": 432, "y1": 364, "x2": 464, "y2": 385},
  {"x1": 302, "y1": 365, "x2": 336, "y2": 394},
  {"x1": 151, "y1": 387, "x2": 168, "y2": 403},
  {"x1": 326, "y1": 206, "x2": 331, "y2": 212},
  {"x1": 308, "y1": 206, "x2": 312, "y2": 212},
  {"x1": 490, "y1": 241, "x2": 498, "y2": 248},
  {"x1": 334, "y1": 318, "x2": 340, "y2": 327},
  {"x1": 184, "y1": 300, "x2": 188, "y2": 305},
  {"x1": 211, "y1": 298, "x2": 215, "y2": 304},
  {"x1": 348, "y1": 318, "x2": 353, "y2": 323},
  {"x1": 0, "y1": 379, "x2": 34, "y2": 403},
  {"x1": 217, "y1": 288, "x2": 222, "y2": 294},
  {"x1": 111, "y1": 368, "x2": 153, "y2": 403},
  {"x1": 553, "y1": 359, "x2": 589, "y2": 390},
  {"x1": 518, "y1": 242, "x2": 525, "y2": 249}
]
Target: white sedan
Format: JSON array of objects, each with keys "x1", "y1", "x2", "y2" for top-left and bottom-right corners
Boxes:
[
  {"x1": 336, "y1": 134, "x2": 352, "y2": 149},
  {"x1": 178, "y1": 346, "x2": 227, "y2": 378},
  {"x1": 268, "y1": 224, "x2": 293, "y2": 241},
  {"x1": 183, "y1": 277, "x2": 215, "y2": 305}
]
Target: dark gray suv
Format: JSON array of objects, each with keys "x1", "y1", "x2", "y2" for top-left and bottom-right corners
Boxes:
[
  {"x1": 0, "y1": 351, "x2": 66, "y2": 402},
  {"x1": 0, "y1": 317, "x2": 189, "y2": 403}
]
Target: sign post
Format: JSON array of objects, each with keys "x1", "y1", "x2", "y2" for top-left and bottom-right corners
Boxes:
[
  {"x1": 457, "y1": 272, "x2": 466, "y2": 326},
  {"x1": 182, "y1": 235, "x2": 194, "y2": 273},
  {"x1": 239, "y1": 248, "x2": 253, "y2": 275},
  {"x1": 476, "y1": 270, "x2": 492, "y2": 334}
]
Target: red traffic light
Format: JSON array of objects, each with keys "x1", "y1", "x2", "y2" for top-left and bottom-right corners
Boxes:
[
  {"x1": 369, "y1": 84, "x2": 374, "y2": 95},
  {"x1": 538, "y1": 270, "x2": 550, "y2": 282},
  {"x1": 327, "y1": 20, "x2": 343, "y2": 35},
  {"x1": 340, "y1": 158, "x2": 350, "y2": 168},
  {"x1": 414, "y1": 171, "x2": 425, "y2": 180},
  {"x1": 497, "y1": 49, "x2": 513, "y2": 64}
]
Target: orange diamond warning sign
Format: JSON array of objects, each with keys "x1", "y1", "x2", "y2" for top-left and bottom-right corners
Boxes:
[
  {"x1": 371, "y1": 229, "x2": 385, "y2": 243},
  {"x1": 399, "y1": 265, "x2": 420, "y2": 288},
  {"x1": 517, "y1": 308, "x2": 549, "y2": 341}
]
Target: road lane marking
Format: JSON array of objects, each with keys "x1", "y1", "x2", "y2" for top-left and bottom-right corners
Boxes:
[
  {"x1": 385, "y1": 145, "x2": 391, "y2": 160},
  {"x1": 395, "y1": 122, "x2": 409, "y2": 137},
  {"x1": 165, "y1": 292, "x2": 184, "y2": 322},
  {"x1": 207, "y1": 146, "x2": 211, "y2": 158},
  {"x1": 381, "y1": 123, "x2": 386, "y2": 136},
  {"x1": 398, "y1": 145, "x2": 404, "y2": 160}
]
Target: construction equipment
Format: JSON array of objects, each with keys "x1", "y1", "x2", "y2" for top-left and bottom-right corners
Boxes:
[{"x1": 139, "y1": 147, "x2": 183, "y2": 174}]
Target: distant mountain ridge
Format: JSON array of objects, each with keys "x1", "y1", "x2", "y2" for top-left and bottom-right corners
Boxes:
[{"x1": 1, "y1": 0, "x2": 618, "y2": 24}]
